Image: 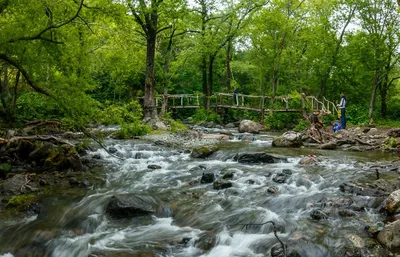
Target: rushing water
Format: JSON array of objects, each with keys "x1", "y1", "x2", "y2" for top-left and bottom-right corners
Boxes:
[{"x1": 0, "y1": 133, "x2": 396, "y2": 257}]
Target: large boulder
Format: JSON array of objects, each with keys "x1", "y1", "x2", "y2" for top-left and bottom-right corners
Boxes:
[
  {"x1": 190, "y1": 145, "x2": 218, "y2": 159},
  {"x1": 238, "y1": 120, "x2": 261, "y2": 134},
  {"x1": 2, "y1": 174, "x2": 39, "y2": 195},
  {"x1": 387, "y1": 128, "x2": 400, "y2": 137},
  {"x1": 377, "y1": 220, "x2": 400, "y2": 249},
  {"x1": 272, "y1": 131, "x2": 303, "y2": 147},
  {"x1": 386, "y1": 190, "x2": 400, "y2": 215},
  {"x1": 234, "y1": 152, "x2": 287, "y2": 164},
  {"x1": 106, "y1": 194, "x2": 156, "y2": 218},
  {"x1": 28, "y1": 142, "x2": 56, "y2": 166}
]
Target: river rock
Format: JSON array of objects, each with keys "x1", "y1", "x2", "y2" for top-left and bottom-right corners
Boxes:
[
  {"x1": 147, "y1": 164, "x2": 162, "y2": 170},
  {"x1": 386, "y1": 190, "x2": 400, "y2": 215},
  {"x1": 310, "y1": 210, "x2": 328, "y2": 220},
  {"x1": 213, "y1": 179, "x2": 232, "y2": 190},
  {"x1": 338, "y1": 209, "x2": 356, "y2": 217},
  {"x1": 318, "y1": 141, "x2": 337, "y2": 150},
  {"x1": 28, "y1": 142, "x2": 56, "y2": 165},
  {"x1": 271, "y1": 243, "x2": 287, "y2": 257},
  {"x1": 377, "y1": 219, "x2": 400, "y2": 249},
  {"x1": 201, "y1": 172, "x2": 215, "y2": 183},
  {"x1": 189, "y1": 165, "x2": 207, "y2": 172},
  {"x1": 106, "y1": 194, "x2": 156, "y2": 218},
  {"x1": 298, "y1": 156, "x2": 317, "y2": 165},
  {"x1": 2, "y1": 174, "x2": 32, "y2": 195},
  {"x1": 267, "y1": 186, "x2": 279, "y2": 194},
  {"x1": 238, "y1": 120, "x2": 261, "y2": 134},
  {"x1": 272, "y1": 131, "x2": 303, "y2": 147},
  {"x1": 273, "y1": 173, "x2": 291, "y2": 184},
  {"x1": 190, "y1": 145, "x2": 218, "y2": 158},
  {"x1": 339, "y1": 182, "x2": 388, "y2": 197},
  {"x1": 108, "y1": 146, "x2": 118, "y2": 153},
  {"x1": 233, "y1": 152, "x2": 287, "y2": 164},
  {"x1": 387, "y1": 128, "x2": 400, "y2": 137}
]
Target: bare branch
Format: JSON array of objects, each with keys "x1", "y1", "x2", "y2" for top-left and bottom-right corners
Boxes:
[
  {"x1": 127, "y1": 0, "x2": 148, "y2": 35},
  {"x1": 8, "y1": 0, "x2": 85, "y2": 43},
  {"x1": 157, "y1": 25, "x2": 172, "y2": 35},
  {"x1": 78, "y1": 15, "x2": 95, "y2": 34},
  {"x1": 0, "y1": 54, "x2": 50, "y2": 96}
]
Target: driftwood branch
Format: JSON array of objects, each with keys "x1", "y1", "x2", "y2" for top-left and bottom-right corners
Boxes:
[{"x1": 236, "y1": 220, "x2": 287, "y2": 257}]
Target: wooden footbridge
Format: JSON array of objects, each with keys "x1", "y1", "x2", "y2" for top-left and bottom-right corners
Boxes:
[{"x1": 153, "y1": 93, "x2": 338, "y2": 116}]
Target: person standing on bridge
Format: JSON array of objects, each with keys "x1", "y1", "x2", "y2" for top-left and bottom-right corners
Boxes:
[
  {"x1": 337, "y1": 93, "x2": 346, "y2": 129},
  {"x1": 233, "y1": 87, "x2": 239, "y2": 106}
]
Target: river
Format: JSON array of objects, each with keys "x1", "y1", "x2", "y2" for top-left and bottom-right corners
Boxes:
[{"x1": 0, "y1": 132, "x2": 396, "y2": 257}]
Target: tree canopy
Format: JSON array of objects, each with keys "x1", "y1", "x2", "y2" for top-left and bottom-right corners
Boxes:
[{"x1": 1, "y1": 0, "x2": 400, "y2": 126}]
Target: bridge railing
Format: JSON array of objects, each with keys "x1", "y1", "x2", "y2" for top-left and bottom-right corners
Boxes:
[
  {"x1": 150, "y1": 93, "x2": 337, "y2": 115},
  {"x1": 304, "y1": 96, "x2": 338, "y2": 115}
]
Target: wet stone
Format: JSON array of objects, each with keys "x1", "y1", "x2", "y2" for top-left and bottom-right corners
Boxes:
[
  {"x1": 213, "y1": 179, "x2": 232, "y2": 190},
  {"x1": 92, "y1": 154, "x2": 101, "y2": 159},
  {"x1": 189, "y1": 165, "x2": 207, "y2": 172},
  {"x1": 147, "y1": 164, "x2": 162, "y2": 170},
  {"x1": 273, "y1": 173, "x2": 291, "y2": 184},
  {"x1": 338, "y1": 209, "x2": 356, "y2": 217},
  {"x1": 201, "y1": 172, "x2": 215, "y2": 184},
  {"x1": 310, "y1": 210, "x2": 328, "y2": 220},
  {"x1": 108, "y1": 146, "x2": 118, "y2": 153},
  {"x1": 267, "y1": 186, "x2": 279, "y2": 194}
]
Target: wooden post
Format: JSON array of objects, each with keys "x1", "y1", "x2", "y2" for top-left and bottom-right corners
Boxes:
[{"x1": 301, "y1": 93, "x2": 307, "y2": 118}]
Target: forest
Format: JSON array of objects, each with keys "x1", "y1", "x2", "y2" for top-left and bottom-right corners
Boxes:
[{"x1": 1, "y1": 0, "x2": 400, "y2": 133}]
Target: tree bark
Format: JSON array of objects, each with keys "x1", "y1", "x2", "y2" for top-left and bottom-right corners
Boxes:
[
  {"x1": 201, "y1": 56, "x2": 208, "y2": 110},
  {"x1": 225, "y1": 36, "x2": 233, "y2": 91},
  {"x1": 143, "y1": 30, "x2": 157, "y2": 121},
  {"x1": 368, "y1": 82, "x2": 379, "y2": 122}
]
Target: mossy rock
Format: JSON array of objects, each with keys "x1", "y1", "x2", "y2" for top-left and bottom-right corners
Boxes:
[
  {"x1": 190, "y1": 145, "x2": 219, "y2": 159},
  {"x1": 6, "y1": 194, "x2": 37, "y2": 211}
]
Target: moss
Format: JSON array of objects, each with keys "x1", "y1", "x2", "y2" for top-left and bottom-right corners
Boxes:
[
  {"x1": 0, "y1": 163, "x2": 11, "y2": 172},
  {"x1": 6, "y1": 194, "x2": 37, "y2": 211},
  {"x1": 44, "y1": 152, "x2": 66, "y2": 168}
]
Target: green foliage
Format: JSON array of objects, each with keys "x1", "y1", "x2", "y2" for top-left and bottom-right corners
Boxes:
[
  {"x1": 17, "y1": 93, "x2": 61, "y2": 120},
  {"x1": 98, "y1": 101, "x2": 144, "y2": 125},
  {"x1": 384, "y1": 137, "x2": 397, "y2": 150},
  {"x1": 6, "y1": 194, "x2": 36, "y2": 210},
  {"x1": 163, "y1": 112, "x2": 188, "y2": 133},
  {"x1": 97, "y1": 100, "x2": 151, "y2": 138},
  {"x1": 293, "y1": 119, "x2": 309, "y2": 132},
  {"x1": 115, "y1": 122, "x2": 151, "y2": 139},
  {"x1": 263, "y1": 112, "x2": 302, "y2": 131},
  {"x1": 191, "y1": 108, "x2": 221, "y2": 124},
  {"x1": 346, "y1": 105, "x2": 370, "y2": 126},
  {"x1": 321, "y1": 114, "x2": 337, "y2": 127}
]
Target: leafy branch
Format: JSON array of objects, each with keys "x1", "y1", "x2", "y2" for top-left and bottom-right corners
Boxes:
[{"x1": 8, "y1": 0, "x2": 85, "y2": 44}]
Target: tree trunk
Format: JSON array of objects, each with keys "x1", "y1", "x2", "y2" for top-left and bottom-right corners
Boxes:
[
  {"x1": 380, "y1": 86, "x2": 387, "y2": 118},
  {"x1": 368, "y1": 82, "x2": 379, "y2": 122},
  {"x1": 0, "y1": 64, "x2": 9, "y2": 116},
  {"x1": 143, "y1": 30, "x2": 158, "y2": 121},
  {"x1": 201, "y1": 56, "x2": 208, "y2": 110},
  {"x1": 225, "y1": 39, "x2": 232, "y2": 91},
  {"x1": 207, "y1": 55, "x2": 215, "y2": 110}
]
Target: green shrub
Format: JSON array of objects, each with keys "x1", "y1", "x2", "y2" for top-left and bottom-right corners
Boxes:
[
  {"x1": 263, "y1": 112, "x2": 302, "y2": 131},
  {"x1": 115, "y1": 121, "x2": 151, "y2": 139},
  {"x1": 99, "y1": 100, "x2": 143, "y2": 125},
  {"x1": 163, "y1": 112, "x2": 188, "y2": 133},
  {"x1": 384, "y1": 137, "x2": 397, "y2": 150},
  {"x1": 293, "y1": 119, "x2": 309, "y2": 132},
  {"x1": 191, "y1": 108, "x2": 221, "y2": 124}
]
